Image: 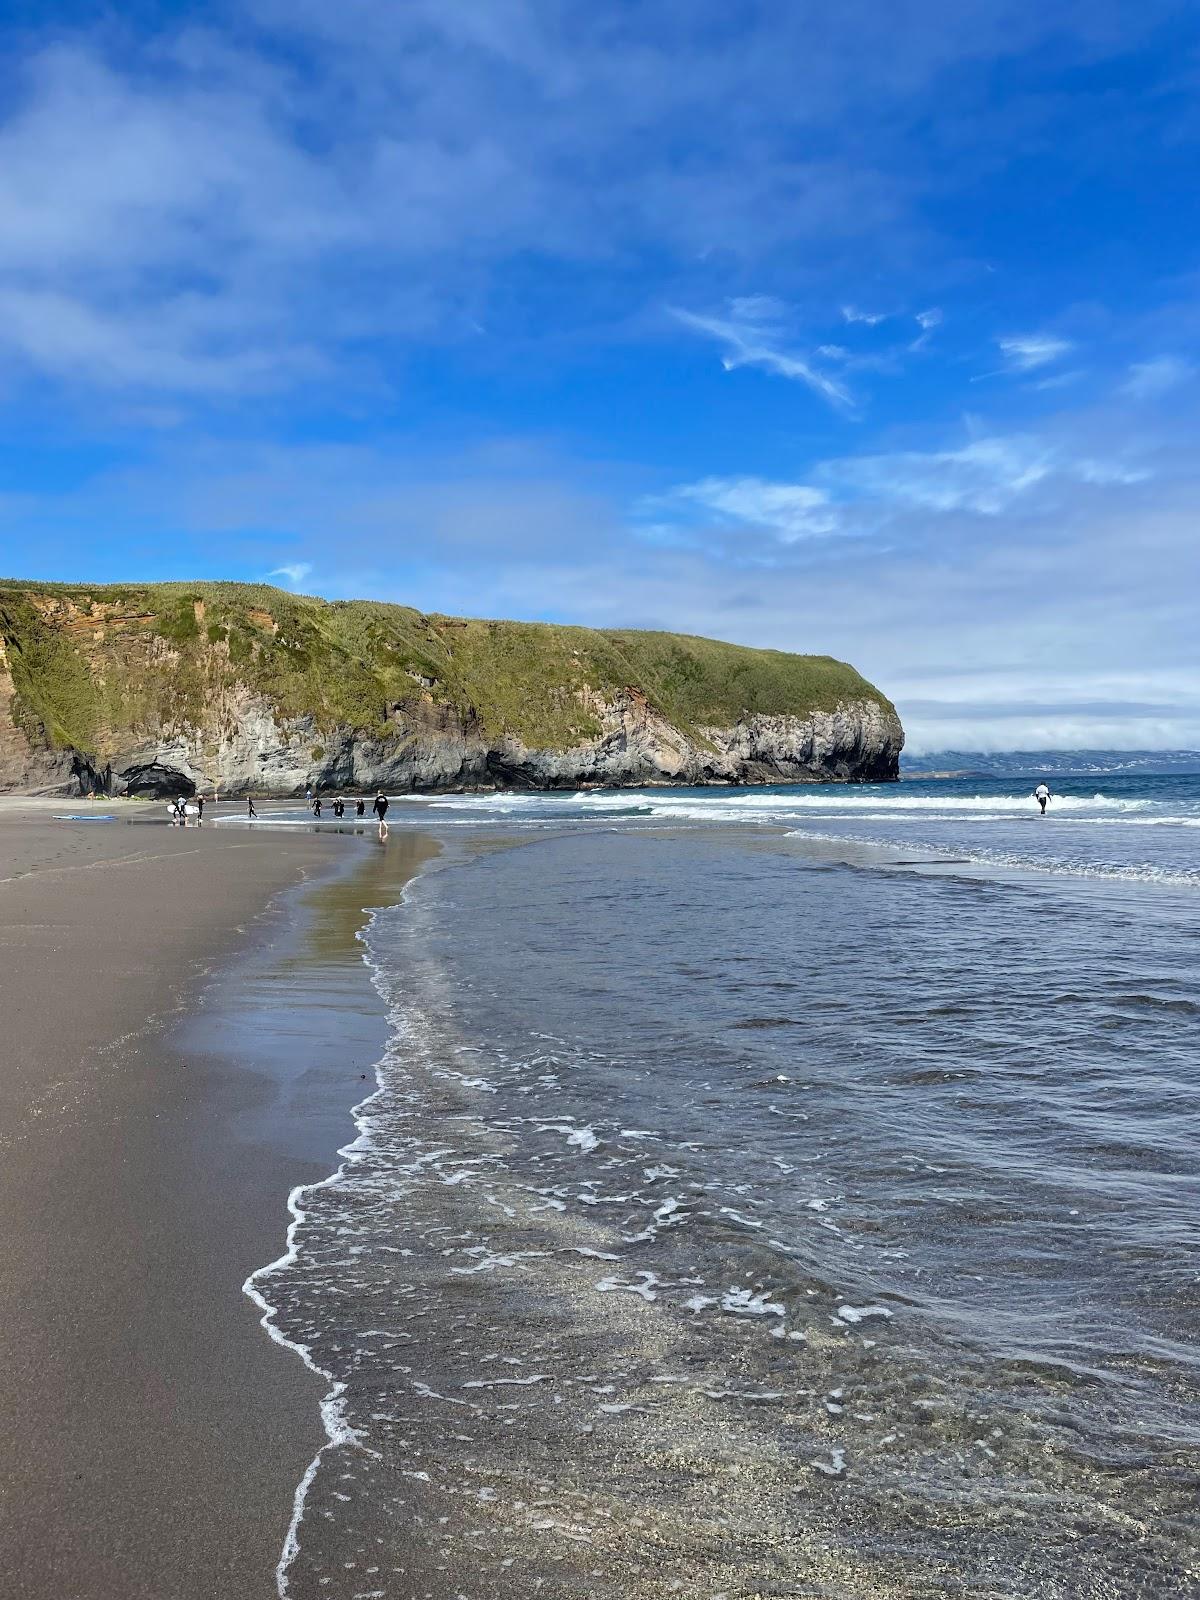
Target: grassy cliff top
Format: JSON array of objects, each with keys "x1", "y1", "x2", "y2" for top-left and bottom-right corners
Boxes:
[{"x1": 0, "y1": 578, "x2": 896, "y2": 756}]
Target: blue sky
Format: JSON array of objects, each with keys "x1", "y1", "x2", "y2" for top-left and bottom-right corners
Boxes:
[{"x1": 0, "y1": 1, "x2": 1198, "y2": 752}]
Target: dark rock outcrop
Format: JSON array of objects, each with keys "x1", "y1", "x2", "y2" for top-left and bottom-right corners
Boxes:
[{"x1": 116, "y1": 762, "x2": 197, "y2": 799}]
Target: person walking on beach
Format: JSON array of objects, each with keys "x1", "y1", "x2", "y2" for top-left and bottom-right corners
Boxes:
[
  {"x1": 356, "y1": 798, "x2": 365, "y2": 818},
  {"x1": 1033, "y1": 781, "x2": 1052, "y2": 815},
  {"x1": 372, "y1": 790, "x2": 389, "y2": 839},
  {"x1": 247, "y1": 796, "x2": 258, "y2": 820},
  {"x1": 333, "y1": 798, "x2": 345, "y2": 819},
  {"x1": 196, "y1": 793, "x2": 205, "y2": 822},
  {"x1": 312, "y1": 796, "x2": 323, "y2": 818}
]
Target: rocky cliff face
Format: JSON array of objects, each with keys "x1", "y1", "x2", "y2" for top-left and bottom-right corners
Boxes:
[
  {"x1": 0, "y1": 683, "x2": 903, "y2": 796},
  {"x1": 0, "y1": 582, "x2": 903, "y2": 796}
]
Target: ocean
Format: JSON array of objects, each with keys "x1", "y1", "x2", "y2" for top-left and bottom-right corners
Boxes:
[{"x1": 241, "y1": 774, "x2": 1200, "y2": 1598}]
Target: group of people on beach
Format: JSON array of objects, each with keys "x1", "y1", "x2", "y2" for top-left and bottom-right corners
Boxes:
[
  {"x1": 169, "y1": 789, "x2": 392, "y2": 836},
  {"x1": 304, "y1": 789, "x2": 390, "y2": 835},
  {"x1": 238, "y1": 788, "x2": 391, "y2": 836},
  {"x1": 166, "y1": 794, "x2": 204, "y2": 825}
]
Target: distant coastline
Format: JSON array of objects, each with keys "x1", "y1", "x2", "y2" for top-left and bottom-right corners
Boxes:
[{"x1": 902, "y1": 748, "x2": 1200, "y2": 778}]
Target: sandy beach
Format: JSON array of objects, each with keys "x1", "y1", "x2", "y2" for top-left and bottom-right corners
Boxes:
[{"x1": 0, "y1": 800, "x2": 435, "y2": 1600}]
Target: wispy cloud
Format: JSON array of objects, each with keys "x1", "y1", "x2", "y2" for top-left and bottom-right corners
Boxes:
[
  {"x1": 841, "y1": 304, "x2": 888, "y2": 325},
  {"x1": 1029, "y1": 369, "x2": 1083, "y2": 392},
  {"x1": 268, "y1": 562, "x2": 314, "y2": 587},
  {"x1": 834, "y1": 433, "x2": 1151, "y2": 508},
  {"x1": 832, "y1": 436, "x2": 1056, "y2": 514},
  {"x1": 643, "y1": 476, "x2": 839, "y2": 544},
  {"x1": 1123, "y1": 356, "x2": 1193, "y2": 400},
  {"x1": 996, "y1": 333, "x2": 1074, "y2": 372},
  {"x1": 1074, "y1": 459, "x2": 1151, "y2": 486},
  {"x1": 649, "y1": 429, "x2": 1153, "y2": 548},
  {"x1": 671, "y1": 301, "x2": 852, "y2": 410},
  {"x1": 908, "y1": 305, "x2": 944, "y2": 352}
]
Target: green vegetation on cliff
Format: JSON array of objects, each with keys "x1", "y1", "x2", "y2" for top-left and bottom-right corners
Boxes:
[{"x1": 0, "y1": 578, "x2": 896, "y2": 758}]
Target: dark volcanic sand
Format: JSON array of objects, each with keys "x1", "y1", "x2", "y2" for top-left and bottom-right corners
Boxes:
[{"x1": 0, "y1": 802, "x2": 436, "y2": 1600}]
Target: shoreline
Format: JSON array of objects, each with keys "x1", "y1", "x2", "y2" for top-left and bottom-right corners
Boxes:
[
  {"x1": 0, "y1": 800, "x2": 437, "y2": 1599},
  {"x1": 179, "y1": 828, "x2": 443, "y2": 1597}
]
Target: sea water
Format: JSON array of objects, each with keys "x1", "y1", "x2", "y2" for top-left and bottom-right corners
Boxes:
[{"x1": 248, "y1": 775, "x2": 1200, "y2": 1597}]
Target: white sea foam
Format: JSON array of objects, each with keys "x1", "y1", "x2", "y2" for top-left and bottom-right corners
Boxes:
[
  {"x1": 719, "y1": 1205, "x2": 765, "y2": 1229},
  {"x1": 538, "y1": 1122, "x2": 601, "y2": 1152},
  {"x1": 720, "y1": 1288, "x2": 785, "y2": 1316},
  {"x1": 300, "y1": 784, "x2": 1200, "y2": 890},
  {"x1": 408, "y1": 787, "x2": 1173, "y2": 822},
  {"x1": 463, "y1": 1374, "x2": 550, "y2": 1388},
  {"x1": 244, "y1": 1163, "x2": 375, "y2": 1597},
  {"x1": 836, "y1": 1304, "x2": 894, "y2": 1324},
  {"x1": 243, "y1": 896, "x2": 427, "y2": 1598},
  {"x1": 810, "y1": 1447, "x2": 847, "y2": 1477},
  {"x1": 595, "y1": 1272, "x2": 662, "y2": 1302}
]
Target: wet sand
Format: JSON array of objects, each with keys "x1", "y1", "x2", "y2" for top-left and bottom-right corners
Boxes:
[{"x1": 0, "y1": 799, "x2": 436, "y2": 1599}]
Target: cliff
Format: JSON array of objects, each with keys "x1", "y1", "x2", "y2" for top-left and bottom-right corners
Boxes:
[{"x1": 0, "y1": 581, "x2": 903, "y2": 796}]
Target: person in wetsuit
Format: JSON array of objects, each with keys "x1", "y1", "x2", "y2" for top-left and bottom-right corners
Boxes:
[
  {"x1": 333, "y1": 798, "x2": 345, "y2": 819},
  {"x1": 356, "y1": 799, "x2": 365, "y2": 818},
  {"x1": 247, "y1": 796, "x2": 258, "y2": 819},
  {"x1": 312, "y1": 796, "x2": 322, "y2": 818}
]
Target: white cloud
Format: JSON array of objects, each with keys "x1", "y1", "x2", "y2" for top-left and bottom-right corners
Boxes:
[
  {"x1": 647, "y1": 476, "x2": 839, "y2": 543},
  {"x1": 1074, "y1": 459, "x2": 1151, "y2": 486},
  {"x1": 914, "y1": 307, "x2": 942, "y2": 329},
  {"x1": 996, "y1": 333, "x2": 1074, "y2": 371},
  {"x1": 1123, "y1": 356, "x2": 1193, "y2": 400},
  {"x1": 831, "y1": 436, "x2": 1055, "y2": 514},
  {"x1": 0, "y1": 9, "x2": 1170, "y2": 417},
  {"x1": 0, "y1": 44, "x2": 358, "y2": 394},
  {"x1": 0, "y1": 6, "x2": 1018, "y2": 403},
  {"x1": 670, "y1": 303, "x2": 852, "y2": 410},
  {"x1": 727, "y1": 294, "x2": 789, "y2": 324},
  {"x1": 841, "y1": 304, "x2": 888, "y2": 325},
  {"x1": 0, "y1": 286, "x2": 325, "y2": 394},
  {"x1": 268, "y1": 563, "x2": 314, "y2": 586},
  {"x1": 651, "y1": 428, "x2": 1155, "y2": 546},
  {"x1": 1029, "y1": 369, "x2": 1083, "y2": 392}
]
